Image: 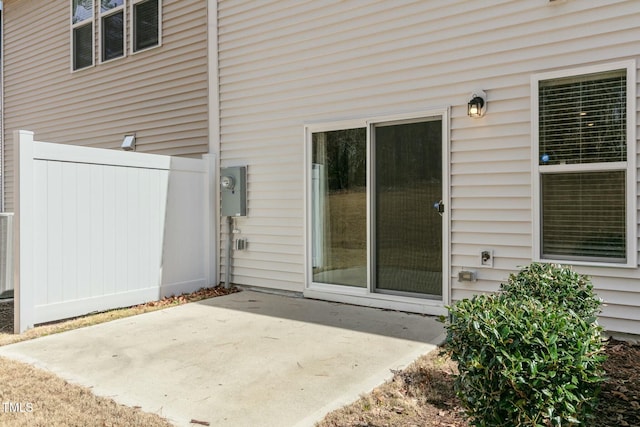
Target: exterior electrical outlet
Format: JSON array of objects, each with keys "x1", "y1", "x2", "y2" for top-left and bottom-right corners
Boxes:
[
  {"x1": 221, "y1": 166, "x2": 247, "y2": 217},
  {"x1": 481, "y1": 250, "x2": 494, "y2": 267},
  {"x1": 235, "y1": 238, "x2": 247, "y2": 251}
]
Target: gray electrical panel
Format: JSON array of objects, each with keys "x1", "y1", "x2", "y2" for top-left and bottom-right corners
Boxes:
[{"x1": 220, "y1": 166, "x2": 247, "y2": 217}]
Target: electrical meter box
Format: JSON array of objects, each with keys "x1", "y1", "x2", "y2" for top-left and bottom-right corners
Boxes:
[{"x1": 220, "y1": 166, "x2": 247, "y2": 217}]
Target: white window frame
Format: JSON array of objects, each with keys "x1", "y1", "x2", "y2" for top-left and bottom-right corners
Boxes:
[
  {"x1": 531, "y1": 60, "x2": 637, "y2": 268},
  {"x1": 99, "y1": 0, "x2": 126, "y2": 64},
  {"x1": 70, "y1": 0, "x2": 95, "y2": 72},
  {"x1": 70, "y1": 0, "x2": 162, "y2": 71},
  {"x1": 130, "y1": 0, "x2": 162, "y2": 55}
]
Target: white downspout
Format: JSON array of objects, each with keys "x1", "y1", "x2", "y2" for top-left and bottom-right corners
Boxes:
[
  {"x1": 0, "y1": 1, "x2": 4, "y2": 212},
  {"x1": 208, "y1": 0, "x2": 221, "y2": 285}
]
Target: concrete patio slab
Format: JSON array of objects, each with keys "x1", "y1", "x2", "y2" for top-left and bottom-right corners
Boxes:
[{"x1": 0, "y1": 290, "x2": 445, "y2": 426}]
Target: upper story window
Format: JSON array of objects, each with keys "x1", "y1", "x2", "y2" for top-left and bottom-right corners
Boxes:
[
  {"x1": 72, "y1": 0, "x2": 94, "y2": 70},
  {"x1": 133, "y1": 0, "x2": 160, "y2": 53},
  {"x1": 101, "y1": 0, "x2": 125, "y2": 62},
  {"x1": 71, "y1": 0, "x2": 161, "y2": 71},
  {"x1": 532, "y1": 61, "x2": 636, "y2": 266}
]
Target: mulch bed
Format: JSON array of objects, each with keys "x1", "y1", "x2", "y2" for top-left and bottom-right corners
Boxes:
[
  {"x1": 597, "y1": 338, "x2": 640, "y2": 426},
  {"x1": 318, "y1": 338, "x2": 640, "y2": 427},
  {"x1": 0, "y1": 286, "x2": 239, "y2": 335},
  {"x1": 0, "y1": 298, "x2": 12, "y2": 334},
  {"x1": 132, "y1": 285, "x2": 239, "y2": 309}
]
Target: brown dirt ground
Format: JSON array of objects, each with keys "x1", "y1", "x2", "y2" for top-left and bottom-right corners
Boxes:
[{"x1": 317, "y1": 338, "x2": 640, "y2": 427}]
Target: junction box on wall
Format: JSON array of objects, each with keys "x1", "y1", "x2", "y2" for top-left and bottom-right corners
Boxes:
[
  {"x1": 221, "y1": 166, "x2": 247, "y2": 217},
  {"x1": 221, "y1": 166, "x2": 247, "y2": 289}
]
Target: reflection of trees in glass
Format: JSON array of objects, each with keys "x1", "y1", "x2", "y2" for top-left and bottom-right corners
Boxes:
[
  {"x1": 312, "y1": 128, "x2": 367, "y2": 286},
  {"x1": 73, "y1": 0, "x2": 93, "y2": 24},
  {"x1": 314, "y1": 129, "x2": 366, "y2": 192},
  {"x1": 102, "y1": 0, "x2": 124, "y2": 12}
]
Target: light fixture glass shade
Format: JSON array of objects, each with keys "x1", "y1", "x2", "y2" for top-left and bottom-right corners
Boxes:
[{"x1": 467, "y1": 90, "x2": 487, "y2": 118}]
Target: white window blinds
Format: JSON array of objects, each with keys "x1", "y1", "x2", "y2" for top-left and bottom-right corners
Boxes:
[
  {"x1": 539, "y1": 70, "x2": 627, "y2": 166},
  {"x1": 538, "y1": 69, "x2": 628, "y2": 263}
]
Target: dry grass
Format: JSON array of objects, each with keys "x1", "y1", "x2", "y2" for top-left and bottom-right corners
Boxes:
[
  {"x1": 0, "y1": 357, "x2": 173, "y2": 427},
  {"x1": 0, "y1": 286, "x2": 238, "y2": 426},
  {"x1": 317, "y1": 349, "x2": 466, "y2": 427}
]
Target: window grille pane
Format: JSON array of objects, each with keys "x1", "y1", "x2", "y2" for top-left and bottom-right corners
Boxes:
[
  {"x1": 72, "y1": 0, "x2": 93, "y2": 24},
  {"x1": 541, "y1": 171, "x2": 626, "y2": 262},
  {"x1": 101, "y1": 0, "x2": 123, "y2": 13},
  {"x1": 134, "y1": 0, "x2": 159, "y2": 52},
  {"x1": 102, "y1": 11, "x2": 124, "y2": 61},
  {"x1": 73, "y1": 23, "x2": 93, "y2": 70},
  {"x1": 539, "y1": 70, "x2": 626, "y2": 165}
]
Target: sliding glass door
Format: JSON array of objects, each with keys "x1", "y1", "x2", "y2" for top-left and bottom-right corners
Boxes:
[{"x1": 309, "y1": 113, "x2": 446, "y2": 302}]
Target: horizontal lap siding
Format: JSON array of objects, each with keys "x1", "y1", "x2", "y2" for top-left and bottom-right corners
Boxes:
[
  {"x1": 218, "y1": 0, "x2": 534, "y2": 292},
  {"x1": 219, "y1": 0, "x2": 640, "y2": 332},
  {"x1": 2, "y1": 0, "x2": 209, "y2": 212}
]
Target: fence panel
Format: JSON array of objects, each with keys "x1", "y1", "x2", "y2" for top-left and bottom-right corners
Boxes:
[{"x1": 13, "y1": 130, "x2": 214, "y2": 332}]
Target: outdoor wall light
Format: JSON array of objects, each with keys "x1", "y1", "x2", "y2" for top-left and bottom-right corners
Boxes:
[
  {"x1": 467, "y1": 90, "x2": 487, "y2": 118},
  {"x1": 121, "y1": 134, "x2": 136, "y2": 151}
]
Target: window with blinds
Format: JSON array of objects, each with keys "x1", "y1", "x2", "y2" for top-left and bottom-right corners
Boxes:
[
  {"x1": 101, "y1": 0, "x2": 125, "y2": 62},
  {"x1": 541, "y1": 171, "x2": 626, "y2": 262},
  {"x1": 72, "y1": 0, "x2": 94, "y2": 70},
  {"x1": 537, "y1": 67, "x2": 630, "y2": 264},
  {"x1": 133, "y1": 0, "x2": 160, "y2": 52},
  {"x1": 539, "y1": 71, "x2": 626, "y2": 166}
]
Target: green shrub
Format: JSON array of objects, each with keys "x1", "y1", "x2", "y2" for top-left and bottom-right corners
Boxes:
[
  {"x1": 442, "y1": 264, "x2": 606, "y2": 426},
  {"x1": 500, "y1": 263, "x2": 602, "y2": 319}
]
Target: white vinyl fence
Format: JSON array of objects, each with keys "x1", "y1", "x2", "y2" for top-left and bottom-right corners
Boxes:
[{"x1": 13, "y1": 130, "x2": 215, "y2": 333}]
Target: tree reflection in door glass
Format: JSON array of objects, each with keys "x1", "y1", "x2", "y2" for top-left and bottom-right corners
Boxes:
[{"x1": 311, "y1": 128, "x2": 367, "y2": 287}]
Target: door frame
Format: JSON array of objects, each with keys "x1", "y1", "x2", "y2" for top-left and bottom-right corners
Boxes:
[{"x1": 304, "y1": 107, "x2": 450, "y2": 316}]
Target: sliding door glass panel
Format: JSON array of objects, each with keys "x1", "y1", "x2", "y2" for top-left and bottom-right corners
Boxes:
[
  {"x1": 374, "y1": 119, "x2": 442, "y2": 297},
  {"x1": 312, "y1": 128, "x2": 367, "y2": 287}
]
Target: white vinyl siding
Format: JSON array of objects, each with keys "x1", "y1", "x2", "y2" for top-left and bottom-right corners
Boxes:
[
  {"x1": 3, "y1": 0, "x2": 208, "y2": 212},
  {"x1": 218, "y1": 0, "x2": 640, "y2": 334}
]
